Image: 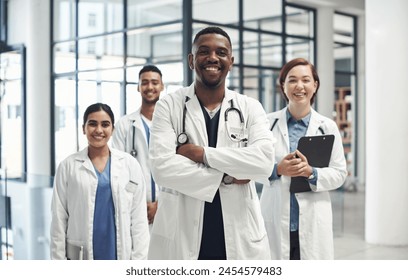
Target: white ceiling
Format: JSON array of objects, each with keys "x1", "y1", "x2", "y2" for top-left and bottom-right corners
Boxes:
[{"x1": 287, "y1": 0, "x2": 365, "y2": 15}]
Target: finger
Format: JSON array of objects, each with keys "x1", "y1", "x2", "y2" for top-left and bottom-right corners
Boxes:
[{"x1": 284, "y1": 153, "x2": 296, "y2": 160}]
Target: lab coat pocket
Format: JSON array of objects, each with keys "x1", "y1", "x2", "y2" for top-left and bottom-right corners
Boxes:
[
  {"x1": 125, "y1": 180, "x2": 138, "y2": 193},
  {"x1": 246, "y1": 199, "x2": 267, "y2": 242},
  {"x1": 152, "y1": 191, "x2": 178, "y2": 240},
  {"x1": 123, "y1": 180, "x2": 138, "y2": 210},
  {"x1": 66, "y1": 240, "x2": 88, "y2": 260}
]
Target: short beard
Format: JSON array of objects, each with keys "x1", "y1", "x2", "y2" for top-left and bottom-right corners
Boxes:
[{"x1": 142, "y1": 96, "x2": 159, "y2": 105}]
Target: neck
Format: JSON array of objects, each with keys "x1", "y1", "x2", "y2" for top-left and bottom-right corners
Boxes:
[
  {"x1": 88, "y1": 145, "x2": 110, "y2": 160},
  {"x1": 140, "y1": 103, "x2": 155, "y2": 120},
  {"x1": 288, "y1": 104, "x2": 311, "y2": 120},
  {"x1": 195, "y1": 84, "x2": 225, "y2": 111}
]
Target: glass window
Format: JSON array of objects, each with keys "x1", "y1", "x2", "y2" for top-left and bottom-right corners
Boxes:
[
  {"x1": 127, "y1": 23, "x2": 183, "y2": 66},
  {"x1": 76, "y1": 79, "x2": 121, "y2": 150},
  {"x1": 285, "y1": 6, "x2": 314, "y2": 37},
  {"x1": 191, "y1": 24, "x2": 240, "y2": 65},
  {"x1": 244, "y1": 0, "x2": 282, "y2": 33},
  {"x1": 334, "y1": 14, "x2": 354, "y2": 45},
  {"x1": 125, "y1": 62, "x2": 183, "y2": 115},
  {"x1": 54, "y1": 77, "x2": 77, "y2": 169},
  {"x1": 243, "y1": 67, "x2": 261, "y2": 101},
  {"x1": 0, "y1": 50, "x2": 24, "y2": 179},
  {"x1": 53, "y1": 0, "x2": 76, "y2": 41},
  {"x1": 53, "y1": 41, "x2": 76, "y2": 74},
  {"x1": 78, "y1": 33, "x2": 124, "y2": 71},
  {"x1": 228, "y1": 67, "x2": 280, "y2": 113},
  {"x1": 243, "y1": 31, "x2": 282, "y2": 68},
  {"x1": 260, "y1": 69, "x2": 280, "y2": 113},
  {"x1": 334, "y1": 13, "x2": 355, "y2": 72},
  {"x1": 334, "y1": 48, "x2": 355, "y2": 72},
  {"x1": 286, "y1": 37, "x2": 314, "y2": 62},
  {"x1": 193, "y1": 0, "x2": 238, "y2": 25},
  {"x1": 78, "y1": 0, "x2": 123, "y2": 37},
  {"x1": 127, "y1": 0, "x2": 182, "y2": 28},
  {"x1": 125, "y1": 84, "x2": 141, "y2": 115},
  {"x1": 51, "y1": 0, "x2": 317, "y2": 176},
  {"x1": 333, "y1": 13, "x2": 356, "y2": 177}
]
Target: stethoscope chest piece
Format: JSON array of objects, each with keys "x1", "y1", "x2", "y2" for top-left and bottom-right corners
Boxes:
[{"x1": 177, "y1": 132, "x2": 189, "y2": 146}]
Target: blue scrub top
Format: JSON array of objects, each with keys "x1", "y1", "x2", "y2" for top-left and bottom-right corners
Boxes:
[{"x1": 92, "y1": 156, "x2": 117, "y2": 260}]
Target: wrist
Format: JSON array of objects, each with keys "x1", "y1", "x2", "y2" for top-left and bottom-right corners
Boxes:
[
  {"x1": 308, "y1": 167, "x2": 317, "y2": 180},
  {"x1": 276, "y1": 164, "x2": 282, "y2": 177}
]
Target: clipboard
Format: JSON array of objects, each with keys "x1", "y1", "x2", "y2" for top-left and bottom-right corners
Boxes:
[{"x1": 290, "y1": 135, "x2": 335, "y2": 193}]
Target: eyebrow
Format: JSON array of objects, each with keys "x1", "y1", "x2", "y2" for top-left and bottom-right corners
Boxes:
[
  {"x1": 141, "y1": 78, "x2": 160, "y2": 82},
  {"x1": 288, "y1": 75, "x2": 312, "y2": 79},
  {"x1": 87, "y1": 120, "x2": 111, "y2": 124}
]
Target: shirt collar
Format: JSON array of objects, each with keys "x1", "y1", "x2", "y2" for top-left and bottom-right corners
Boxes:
[{"x1": 286, "y1": 109, "x2": 311, "y2": 127}]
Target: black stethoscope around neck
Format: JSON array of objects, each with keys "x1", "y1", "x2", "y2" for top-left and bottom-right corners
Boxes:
[{"x1": 176, "y1": 97, "x2": 247, "y2": 146}]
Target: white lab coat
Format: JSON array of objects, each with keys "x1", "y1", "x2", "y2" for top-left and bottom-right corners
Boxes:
[
  {"x1": 50, "y1": 147, "x2": 150, "y2": 260},
  {"x1": 111, "y1": 108, "x2": 159, "y2": 203},
  {"x1": 148, "y1": 83, "x2": 274, "y2": 260},
  {"x1": 260, "y1": 107, "x2": 347, "y2": 260}
]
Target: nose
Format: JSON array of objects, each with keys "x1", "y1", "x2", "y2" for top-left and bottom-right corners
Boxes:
[
  {"x1": 295, "y1": 80, "x2": 304, "y2": 89},
  {"x1": 95, "y1": 124, "x2": 103, "y2": 132},
  {"x1": 208, "y1": 50, "x2": 219, "y2": 62}
]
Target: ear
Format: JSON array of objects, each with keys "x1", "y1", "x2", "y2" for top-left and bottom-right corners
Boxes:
[
  {"x1": 228, "y1": 56, "x2": 235, "y2": 71},
  {"x1": 188, "y1": 53, "x2": 194, "y2": 70},
  {"x1": 82, "y1": 125, "x2": 86, "y2": 135}
]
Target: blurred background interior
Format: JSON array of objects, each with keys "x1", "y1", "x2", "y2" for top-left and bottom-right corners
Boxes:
[{"x1": 1, "y1": 0, "x2": 407, "y2": 260}]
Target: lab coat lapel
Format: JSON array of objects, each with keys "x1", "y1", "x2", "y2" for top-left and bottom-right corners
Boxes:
[
  {"x1": 185, "y1": 87, "x2": 209, "y2": 146},
  {"x1": 130, "y1": 111, "x2": 148, "y2": 150},
  {"x1": 76, "y1": 147, "x2": 95, "y2": 174},
  {"x1": 109, "y1": 149, "x2": 122, "y2": 208},
  {"x1": 277, "y1": 108, "x2": 290, "y2": 152},
  {"x1": 217, "y1": 90, "x2": 234, "y2": 147},
  {"x1": 307, "y1": 109, "x2": 325, "y2": 135}
]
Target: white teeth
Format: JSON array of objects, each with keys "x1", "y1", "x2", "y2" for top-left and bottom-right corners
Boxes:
[{"x1": 206, "y1": 67, "x2": 219, "y2": 71}]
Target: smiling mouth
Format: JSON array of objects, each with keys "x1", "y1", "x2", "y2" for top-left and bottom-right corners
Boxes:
[
  {"x1": 204, "y1": 65, "x2": 221, "y2": 72},
  {"x1": 144, "y1": 91, "x2": 157, "y2": 96}
]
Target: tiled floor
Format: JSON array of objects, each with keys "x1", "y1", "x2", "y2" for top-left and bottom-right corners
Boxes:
[{"x1": 332, "y1": 187, "x2": 408, "y2": 260}]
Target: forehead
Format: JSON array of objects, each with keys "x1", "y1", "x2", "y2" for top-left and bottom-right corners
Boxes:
[
  {"x1": 86, "y1": 110, "x2": 112, "y2": 122},
  {"x1": 287, "y1": 65, "x2": 313, "y2": 77},
  {"x1": 193, "y1": 33, "x2": 231, "y2": 50},
  {"x1": 140, "y1": 71, "x2": 162, "y2": 81}
]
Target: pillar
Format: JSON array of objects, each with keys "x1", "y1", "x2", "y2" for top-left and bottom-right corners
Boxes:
[
  {"x1": 26, "y1": 0, "x2": 51, "y2": 181},
  {"x1": 365, "y1": 0, "x2": 408, "y2": 245},
  {"x1": 316, "y1": 7, "x2": 335, "y2": 119}
]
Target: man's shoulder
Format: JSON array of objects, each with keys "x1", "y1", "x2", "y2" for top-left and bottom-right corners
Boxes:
[
  {"x1": 159, "y1": 86, "x2": 190, "y2": 105},
  {"x1": 116, "y1": 110, "x2": 140, "y2": 124}
]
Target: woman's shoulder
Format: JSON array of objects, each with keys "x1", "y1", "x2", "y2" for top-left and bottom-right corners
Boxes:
[{"x1": 312, "y1": 110, "x2": 339, "y2": 131}]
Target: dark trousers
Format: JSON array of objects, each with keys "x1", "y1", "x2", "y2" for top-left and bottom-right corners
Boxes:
[{"x1": 290, "y1": 230, "x2": 301, "y2": 260}]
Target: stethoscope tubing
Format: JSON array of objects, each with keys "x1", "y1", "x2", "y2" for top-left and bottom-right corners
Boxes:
[{"x1": 178, "y1": 97, "x2": 247, "y2": 144}]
